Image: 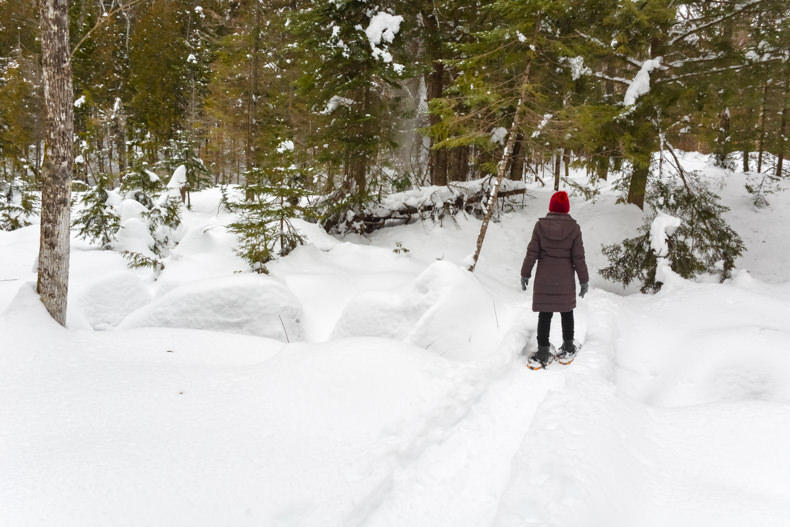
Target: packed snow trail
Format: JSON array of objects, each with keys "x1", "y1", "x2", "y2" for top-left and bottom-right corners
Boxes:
[
  {"x1": 493, "y1": 284, "x2": 790, "y2": 527},
  {"x1": 354, "y1": 336, "x2": 565, "y2": 527}
]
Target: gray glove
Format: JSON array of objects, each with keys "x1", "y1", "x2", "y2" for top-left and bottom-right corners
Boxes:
[
  {"x1": 579, "y1": 283, "x2": 588, "y2": 298},
  {"x1": 520, "y1": 276, "x2": 530, "y2": 291}
]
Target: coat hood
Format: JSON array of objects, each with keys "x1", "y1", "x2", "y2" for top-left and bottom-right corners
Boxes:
[{"x1": 536, "y1": 213, "x2": 578, "y2": 241}]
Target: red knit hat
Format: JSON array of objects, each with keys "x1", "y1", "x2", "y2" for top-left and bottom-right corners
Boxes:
[{"x1": 549, "y1": 191, "x2": 570, "y2": 213}]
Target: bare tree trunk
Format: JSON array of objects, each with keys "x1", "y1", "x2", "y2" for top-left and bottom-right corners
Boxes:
[
  {"x1": 553, "y1": 148, "x2": 561, "y2": 190},
  {"x1": 425, "y1": 60, "x2": 448, "y2": 184},
  {"x1": 38, "y1": 0, "x2": 74, "y2": 326},
  {"x1": 468, "y1": 16, "x2": 540, "y2": 272},
  {"x1": 597, "y1": 147, "x2": 609, "y2": 181},
  {"x1": 447, "y1": 145, "x2": 469, "y2": 182},
  {"x1": 509, "y1": 134, "x2": 526, "y2": 180},
  {"x1": 757, "y1": 82, "x2": 768, "y2": 173},
  {"x1": 777, "y1": 79, "x2": 788, "y2": 178},
  {"x1": 627, "y1": 157, "x2": 650, "y2": 210},
  {"x1": 246, "y1": 0, "x2": 261, "y2": 171}
]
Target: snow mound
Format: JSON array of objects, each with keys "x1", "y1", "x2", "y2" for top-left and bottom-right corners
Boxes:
[
  {"x1": 114, "y1": 216, "x2": 155, "y2": 256},
  {"x1": 332, "y1": 261, "x2": 501, "y2": 361},
  {"x1": 77, "y1": 271, "x2": 152, "y2": 330},
  {"x1": 614, "y1": 282, "x2": 790, "y2": 407},
  {"x1": 119, "y1": 274, "x2": 304, "y2": 341}
]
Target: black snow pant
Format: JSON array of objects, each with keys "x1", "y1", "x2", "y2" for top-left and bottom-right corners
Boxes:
[{"x1": 537, "y1": 311, "x2": 574, "y2": 347}]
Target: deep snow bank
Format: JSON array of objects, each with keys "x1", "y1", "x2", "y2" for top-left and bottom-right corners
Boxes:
[
  {"x1": 118, "y1": 274, "x2": 305, "y2": 341},
  {"x1": 332, "y1": 260, "x2": 503, "y2": 361},
  {"x1": 0, "y1": 285, "x2": 495, "y2": 527}
]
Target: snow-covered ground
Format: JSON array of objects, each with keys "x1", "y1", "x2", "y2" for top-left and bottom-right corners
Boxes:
[{"x1": 1, "y1": 152, "x2": 789, "y2": 526}]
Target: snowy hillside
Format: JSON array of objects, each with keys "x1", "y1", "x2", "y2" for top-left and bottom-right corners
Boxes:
[{"x1": 1, "y1": 153, "x2": 789, "y2": 526}]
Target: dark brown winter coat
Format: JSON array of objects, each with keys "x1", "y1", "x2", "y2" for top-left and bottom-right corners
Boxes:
[{"x1": 521, "y1": 212, "x2": 589, "y2": 313}]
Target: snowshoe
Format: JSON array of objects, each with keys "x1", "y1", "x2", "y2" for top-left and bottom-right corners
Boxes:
[
  {"x1": 527, "y1": 345, "x2": 555, "y2": 370},
  {"x1": 556, "y1": 340, "x2": 581, "y2": 365}
]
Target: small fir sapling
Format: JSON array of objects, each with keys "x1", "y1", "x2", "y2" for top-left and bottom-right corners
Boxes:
[
  {"x1": 120, "y1": 164, "x2": 165, "y2": 209},
  {"x1": 157, "y1": 132, "x2": 212, "y2": 208},
  {"x1": 229, "y1": 153, "x2": 312, "y2": 274},
  {"x1": 72, "y1": 173, "x2": 121, "y2": 248},
  {"x1": 119, "y1": 166, "x2": 184, "y2": 273},
  {"x1": 0, "y1": 177, "x2": 38, "y2": 231}
]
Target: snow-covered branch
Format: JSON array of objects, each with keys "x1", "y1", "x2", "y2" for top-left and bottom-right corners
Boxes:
[
  {"x1": 575, "y1": 30, "x2": 643, "y2": 69},
  {"x1": 668, "y1": 0, "x2": 762, "y2": 46}
]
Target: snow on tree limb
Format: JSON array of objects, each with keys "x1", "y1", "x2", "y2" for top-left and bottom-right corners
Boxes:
[
  {"x1": 623, "y1": 58, "x2": 663, "y2": 107},
  {"x1": 667, "y1": 0, "x2": 763, "y2": 47}
]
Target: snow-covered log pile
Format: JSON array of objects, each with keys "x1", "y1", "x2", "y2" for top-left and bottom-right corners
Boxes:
[{"x1": 324, "y1": 178, "x2": 528, "y2": 234}]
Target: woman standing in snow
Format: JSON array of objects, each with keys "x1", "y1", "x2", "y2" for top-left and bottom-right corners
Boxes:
[{"x1": 520, "y1": 191, "x2": 589, "y2": 370}]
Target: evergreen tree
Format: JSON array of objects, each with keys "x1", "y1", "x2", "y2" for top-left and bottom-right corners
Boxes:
[
  {"x1": 127, "y1": 0, "x2": 192, "y2": 151},
  {"x1": 120, "y1": 163, "x2": 165, "y2": 209},
  {"x1": 229, "y1": 144, "x2": 312, "y2": 273},
  {"x1": 573, "y1": 0, "x2": 765, "y2": 208},
  {"x1": 158, "y1": 130, "x2": 212, "y2": 208},
  {"x1": 0, "y1": 176, "x2": 38, "y2": 231},
  {"x1": 72, "y1": 173, "x2": 121, "y2": 249},
  {"x1": 0, "y1": 0, "x2": 43, "y2": 180},
  {"x1": 0, "y1": 56, "x2": 43, "y2": 179},
  {"x1": 601, "y1": 156, "x2": 745, "y2": 293},
  {"x1": 294, "y1": 0, "x2": 408, "y2": 197},
  {"x1": 70, "y1": 0, "x2": 130, "y2": 181}
]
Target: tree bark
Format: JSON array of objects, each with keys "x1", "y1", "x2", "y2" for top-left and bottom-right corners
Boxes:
[
  {"x1": 553, "y1": 148, "x2": 561, "y2": 190},
  {"x1": 38, "y1": 0, "x2": 74, "y2": 326},
  {"x1": 627, "y1": 157, "x2": 650, "y2": 210},
  {"x1": 757, "y1": 82, "x2": 768, "y2": 173},
  {"x1": 246, "y1": 0, "x2": 261, "y2": 170},
  {"x1": 426, "y1": 59, "x2": 448, "y2": 185},
  {"x1": 447, "y1": 145, "x2": 468, "y2": 182},
  {"x1": 777, "y1": 79, "x2": 788, "y2": 178},
  {"x1": 509, "y1": 134, "x2": 526, "y2": 181},
  {"x1": 422, "y1": 8, "x2": 449, "y2": 186}
]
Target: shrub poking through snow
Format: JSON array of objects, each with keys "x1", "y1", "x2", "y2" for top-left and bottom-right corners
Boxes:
[
  {"x1": 72, "y1": 173, "x2": 121, "y2": 249},
  {"x1": 393, "y1": 241, "x2": 409, "y2": 255},
  {"x1": 119, "y1": 250, "x2": 164, "y2": 273},
  {"x1": 119, "y1": 168, "x2": 184, "y2": 272},
  {"x1": 229, "y1": 164, "x2": 312, "y2": 274},
  {"x1": 601, "y1": 179, "x2": 744, "y2": 293},
  {"x1": 70, "y1": 164, "x2": 184, "y2": 274},
  {"x1": 120, "y1": 165, "x2": 165, "y2": 209},
  {"x1": 156, "y1": 131, "x2": 212, "y2": 209},
  {"x1": 0, "y1": 176, "x2": 38, "y2": 231}
]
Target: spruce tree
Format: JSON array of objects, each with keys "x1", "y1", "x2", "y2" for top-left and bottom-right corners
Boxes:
[
  {"x1": 0, "y1": 176, "x2": 38, "y2": 231},
  {"x1": 294, "y1": 0, "x2": 407, "y2": 198},
  {"x1": 158, "y1": 131, "x2": 212, "y2": 208},
  {"x1": 72, "y1": 173, "x2": 120, "y2": 249},
  {"x1": 229, "y1": 144, "x2": 312, "y2": 273},
  {"x1": 601, "y1": 159, "x2": 745, "y2": 293}
]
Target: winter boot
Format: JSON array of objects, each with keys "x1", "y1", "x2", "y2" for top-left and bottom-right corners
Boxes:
[
  {"x1": 528, "y1": 345, "x2": 554, "y2": 370},
  {"x1": 556, "y1": 340, "x2": 577, "y2": 365}
]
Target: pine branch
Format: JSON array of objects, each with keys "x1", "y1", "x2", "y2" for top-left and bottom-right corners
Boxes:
[
  {"x1": 70, "y1": 0, "x2": 145, "y2": 58},
  {"x1": 667, "y1": 0, "x2": 762, "y2": 46}
]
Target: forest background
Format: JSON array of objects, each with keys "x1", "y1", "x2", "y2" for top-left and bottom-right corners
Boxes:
[{"x1": 1, "y1": 0, "x2": 788, "y2": 281}]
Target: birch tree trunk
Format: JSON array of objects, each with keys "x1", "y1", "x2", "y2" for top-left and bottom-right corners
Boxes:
[
  {"x1": 468, "y1": 18, "x2": 539, "y2": 272},
  {"x1": 37, "y1": 0, "x2": 74, "y2": 326}
]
